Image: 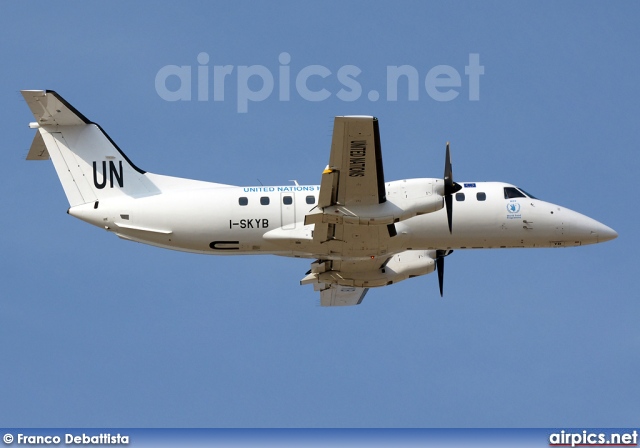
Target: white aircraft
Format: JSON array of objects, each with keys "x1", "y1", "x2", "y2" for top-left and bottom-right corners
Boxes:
[{"x1": 22, "y1": 90, "x2": 617, "y2": 306}]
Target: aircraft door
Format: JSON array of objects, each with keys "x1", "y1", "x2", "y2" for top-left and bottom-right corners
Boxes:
[{"x1": 281, "y1": 193, "x2": 296, "y2": 230}]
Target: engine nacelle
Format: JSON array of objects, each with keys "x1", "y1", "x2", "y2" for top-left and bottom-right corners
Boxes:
[
  {"x1": 382, "y1": 249, "x2": 436, "y2": 284},
  {"x1": 301, "y1": 250, "x2": 436, "y2": 288},
  {"x1": 304, "y1": 178, "x2": 444, "y2": 227}
]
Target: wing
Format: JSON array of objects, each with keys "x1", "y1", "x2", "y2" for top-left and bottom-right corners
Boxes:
[
  {"x1": 318, "y1": 116, "x2": 385, "y2": 208},
  {"x1": 299, "y1": 116, "x2": 393, "y2": 306},
  {"x1": 320, "y1": 285, "x2": 369, "y2": 307}
]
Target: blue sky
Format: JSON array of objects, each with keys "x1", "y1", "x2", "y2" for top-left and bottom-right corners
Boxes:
[{"x1": 1, "y1": 1, "x2": 638, "y2": 427}]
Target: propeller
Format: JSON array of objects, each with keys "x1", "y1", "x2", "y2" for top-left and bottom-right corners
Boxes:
[
  {"x1": 434, "y1": 142, "x2": 460, "y2": 297},
  {"x1": 435, "y1": 249, "x2": 453, "y2": 297},
  {"x1": 443, "y1": 142, "x2": 462, "y2": 233}
]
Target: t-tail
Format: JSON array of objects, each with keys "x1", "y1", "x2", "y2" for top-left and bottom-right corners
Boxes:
[{"x1": 22, "y1": 90, "x2": 161, "y2": 207}]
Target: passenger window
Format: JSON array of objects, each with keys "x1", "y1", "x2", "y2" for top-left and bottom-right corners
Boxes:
[
  {"x1": 476, "y1": 192, "x2": 486, "y2": 201},
  {"x1": 503, "y1": 187, "x2": 526, "y2": 199},
  {"x1": 260, "y1": 196, "x2": 270, "y2": 205},
  {"x1": 306, "y1": 195, "x2": 315, "y2": 205},
  {"x1": 283, "y1": 196, "x2": 293, "y2": 205},
  {"x1": 455, "y1": 192, "x2": 465, "y2": 201},
  {"x1": 238, "y1": 197, "x2": 248, "y2": 206}
]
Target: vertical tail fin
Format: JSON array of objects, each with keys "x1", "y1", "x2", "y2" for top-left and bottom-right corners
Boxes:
[{"x1": 22, "y1": 90, "x2": 159, "y2": 207}]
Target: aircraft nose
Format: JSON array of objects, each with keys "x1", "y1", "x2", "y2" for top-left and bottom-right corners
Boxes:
[
  {"x1": 569, "y1": 210, "x2": 617, "y2": 244},
  {"x1": 595, "y1": 222, "x2": 618, "y2": 243}
]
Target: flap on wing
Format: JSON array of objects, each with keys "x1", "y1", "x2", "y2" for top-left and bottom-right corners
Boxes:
[
  {"x1": 320, "y1": 285, "x2": 369, "y2": 307},
  {"x1": 318, "y1": 116, "x2": 385, "y2": 208}
]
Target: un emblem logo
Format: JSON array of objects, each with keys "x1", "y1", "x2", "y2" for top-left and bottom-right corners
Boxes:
[{"x1": 507, "y1": 202, "x2": 521, "y2": 213}]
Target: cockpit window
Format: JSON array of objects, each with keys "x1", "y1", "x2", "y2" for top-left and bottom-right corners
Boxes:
[
  {"x1": 504, "y1": 186, "x2": 538, "y2": 200},
  {"x1": 517, "y1": 188, "x2": 537, "y2": 200},
  {"x1": 504, "y1": 187, "x2": 526, "y2": 199}
]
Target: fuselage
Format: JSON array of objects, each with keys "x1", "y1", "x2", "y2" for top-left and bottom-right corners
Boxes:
[
  {"x1": 23, "y1": 91, "x2": 618, "y2": 304},
  {"x1": 68, "y1": 178, "x2": 617, "y2": 260}
]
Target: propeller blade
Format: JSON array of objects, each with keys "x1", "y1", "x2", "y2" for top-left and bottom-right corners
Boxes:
[
  {"x1": 443, "y1": 142, "x2": 461, "y2": 233},
  {"x1": 435, "y1": 250, "x2": 454, "y2": 297},
  {"x1": 445, "y1": 194, "x2": 453, "y2": 234},
  {"x1": 444, "y1": 142, "x2": 453, "y2": 191},
  {"x1": 436, "y1": 252, "x2": 445, "y2": 297}
]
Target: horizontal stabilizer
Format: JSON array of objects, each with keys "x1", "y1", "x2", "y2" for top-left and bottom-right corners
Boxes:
[
  {"x1": 26, "y1": 130, "x2": 49, "y2": 160},
  {"x1": 22, "y1": 90, "x2": 89, "y2": 126}
]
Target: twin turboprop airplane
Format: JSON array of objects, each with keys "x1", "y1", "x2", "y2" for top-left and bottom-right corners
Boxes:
[{"x1": 22, "y1": 90, "x2": 617, "y2": 306}]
